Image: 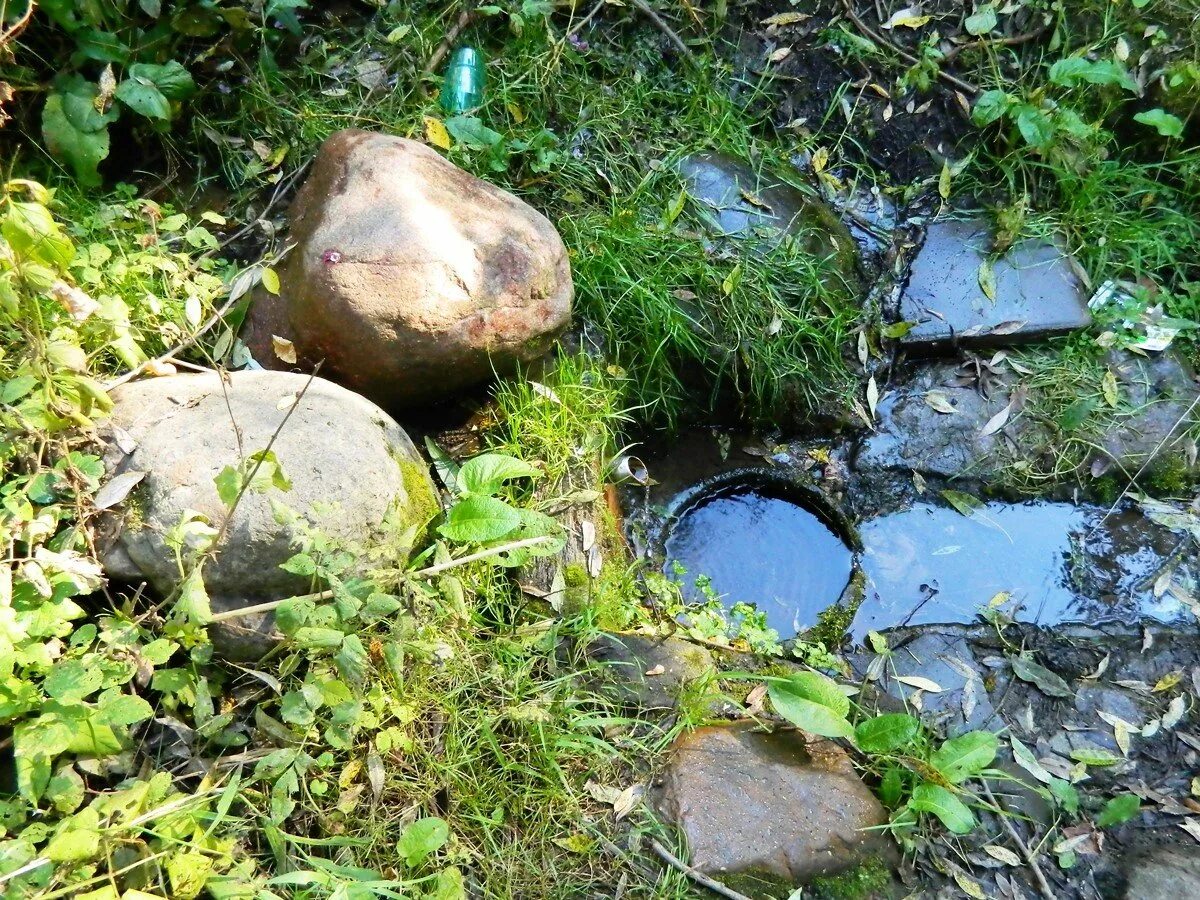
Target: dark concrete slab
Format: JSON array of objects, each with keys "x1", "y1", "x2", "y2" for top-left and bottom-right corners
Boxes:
[
  {"x1": 677, "y1": 152, "x2": 859, "y2": 270},
  {"x1": 855, "y1": 350, "x2": 1199, "y2": 487},
  {"x1": 898, "y1": 218, "x2": 1092, "y2": 351}
]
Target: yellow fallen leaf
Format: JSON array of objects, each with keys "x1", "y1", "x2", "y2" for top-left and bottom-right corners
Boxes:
[
  {"x1": 272, "y1": 335, "x2": 297, "y2": 364},
  {"x1": 882, "y1": 7, "x2": 932, "y2": 29},
  {"x1": 424, "y1": 115, "x2": 451, "y2": 150},
  {"x1": 761, "y1": 12, "x2": 810, "y2": 26},
  {"x1": 260, "y1": 266, "x2": 280, "y2": 295}
]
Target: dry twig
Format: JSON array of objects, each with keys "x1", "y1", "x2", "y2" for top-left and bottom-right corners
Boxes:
[
  {"x1": 648, "y1": 839, "x2": 753, "y2": 900},
  {"x1": 981, "y1": 782, "x2": 1056, "y2": 900},
  {"x1": 838, "y1": 0, "x2": 979, "y2": 95},
  {"x1": 631, "y1": 0, "x2": 697, "y2": 65}
]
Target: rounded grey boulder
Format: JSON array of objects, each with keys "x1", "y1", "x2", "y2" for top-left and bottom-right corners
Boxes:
[{"x1": 98, "y1": 370, "x2": 439, "y2": 658}]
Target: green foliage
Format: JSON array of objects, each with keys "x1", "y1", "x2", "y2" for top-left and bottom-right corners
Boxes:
[
  {"x1": 23, "y1": 1, "x2": 310, "y2": 184},
  {"x1": 1096, "y1": 793, "x2": 1141, "y2": 827}
]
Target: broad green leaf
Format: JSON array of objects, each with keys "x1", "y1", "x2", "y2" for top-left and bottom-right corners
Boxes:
[
  {"x1": 930, "y1": 731, "x2": 998, "y2": 784},
  {"x1": 854, "y1": 713, "x2": 920, "y2": 753},
  {"x1": 1096, "y1": 793, "x2": 1140, "y2": 827},
  {"x1": 43, "y1": 659, "x2": 103, "y2": 702},
  {"x1": 879, "y1": 765, "x2": 905, "y2": 808},
  {"x1": 167, "y1": 850, "x2": 214, "y2": 898},
  {"x1": 1048, "y1": 57, "x2": 1138, "y2": 92},
  {"x1": 438, "y1": 495, "x2": 521, "y2": 544},
  {"x1": 1134, "y1": 108, "x2": 1184, "y2": 138},
  {"x1": 1048, "y1": 777, "x2": 1079, "y2": 814},
  {"x1": 128, "y1": 60, "x2": 195, "y2": 100},
  {"x1": 1011, "y1": 655, "x2": 1074, "y2": 698},
  {"x1": 42, "y1": 93, "x2": 110, "y2": 187},
  {"x1": 457, "y1": 453, "x2": 540, "y2": 496},
  {"x1": 115, "y1": 76, "x2": 171, "y2": 120},
  {"x1": 972, "y1": 89, "x2": 1013, "y2": 126},
  {"x1": 397, "y1": 816, "x2": 450, "y2": 866},
  {"x1": 214, "y1": 465, "x2": 240, "y2": 507},
  {"x1": 1015, "y1": 105, "x2": 1056, "y2": 149},
  {"x1": 909, "y1": 783, "x2": 977, "y2": 834},
  {"x1": 428, "y1": 867, "x2": 467, "y2": 900},
  {"x1": 445, "y1": 116, "x2": 503, "y2": 149},
  {"x1": 279, "y1": 689, "x2": 317, "y2": 726},
  {"x1": 766, "y1": 672, "x2": 853, "y2": 739},
  {"x1": 45, "y1": 822, "x2": 100, "y2": 862},
  {"x1": 335, "y1": 635, "x2": 369, "y2": 685},
  {"x1": 964, "y1": 4, "x2": 997, "y2": 36},
  {"x1": 95, "y1": 691, "x2": 153, "y2": 727}
]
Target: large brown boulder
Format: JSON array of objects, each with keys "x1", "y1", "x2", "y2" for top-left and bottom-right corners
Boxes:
[
  {"x1": 244, "y1": 129, "x2": 573, "y2": 408},
  {"x1": 654, "y1": 724, "x2": 889, "y2": 893}
]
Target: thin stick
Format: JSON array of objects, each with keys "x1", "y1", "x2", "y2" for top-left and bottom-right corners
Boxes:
[
  {"x1": 424, "y1": 8, "x2": 477, "y2": 75},
  {"x1": 0, "y1": 0, "x2": 35, "y2": 48},
  {"x1": 208, "y1": 535, "x2": 557, "y2": 623},
  {"x1": 982, "y1": 783, "x2": 1056, "y2": 900},
  {"x1": 214, "y1": 159, "x2": 311, "y2": 254},
  {"x1": 631, "y1": 0, "x2": 697, "y2": 65},
  {"x1": 649, "y1": 839, "x2": 753, "y2": 900},
  {"x1": 839, "y1": 0, "x2": 979, "y2": 95},
  {"x1": 567, "y1": 0, "x2": 607, "y2": 39},
  {"x1": 942, "y1": 23, "x2": 1051, "y2": 63}
]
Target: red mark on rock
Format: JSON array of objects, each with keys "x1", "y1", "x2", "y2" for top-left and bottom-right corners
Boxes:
[{"x1": 322, "y1": 249, "x2": 343, "y2": 265}]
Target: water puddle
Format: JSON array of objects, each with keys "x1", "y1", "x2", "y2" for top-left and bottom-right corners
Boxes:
[
  {"x1": 664, "y1": 483, "x2": 855, "y2": 635},
  {"x1": 851, "y1": 501, "x2": 1191, "y2": 638}
]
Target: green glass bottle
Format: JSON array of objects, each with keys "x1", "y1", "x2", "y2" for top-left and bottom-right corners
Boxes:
[{"x1": 440, "y1": 47, "x2": 486, "y2": 114}]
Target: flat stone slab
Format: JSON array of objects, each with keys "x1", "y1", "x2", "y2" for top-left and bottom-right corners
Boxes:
[
  {"x1": 585, "y1": 633, "x2": 715, "y2": 711},
  {"x1": 677, "y1": 152, "x2": 859, "y2": 269},
  {"x1": 855, "y1": 350, "x2": 1199, "y2": 486},
  {"x1": 654, "y1": 724, "x2": 888, "y2": 892},
  {"x1": 898, "y1": 218, "x2": 1091, "y2": 351}
]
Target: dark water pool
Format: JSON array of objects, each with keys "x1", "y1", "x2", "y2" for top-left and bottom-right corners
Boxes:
[
  {"x1": 850, "y1": 501, "x2": 1191, "y2": 638},
  {"x1": 664, "y1": 486, "x2": 854, "y2": 635}
]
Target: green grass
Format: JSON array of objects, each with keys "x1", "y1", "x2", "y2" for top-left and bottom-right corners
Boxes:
[{"x1": 191, "y1": 6, "x2": 864, "y2": 430}]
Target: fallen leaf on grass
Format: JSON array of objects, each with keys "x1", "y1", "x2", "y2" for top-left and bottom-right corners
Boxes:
[
  {"x1": 424, "y1": 116, "x2": 451, "y2": 150},
  {"x1": 979, "y1": 401, "x2": 1011, "y2": 436}
]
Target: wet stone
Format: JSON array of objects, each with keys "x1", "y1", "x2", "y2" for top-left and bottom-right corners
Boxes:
[
  {"x1": 855, "y1": 351, "x2": 1200, "y2": 486},
  {"x1": 585, "y1": 633, "x2": 715, "y2": 711},
  {"x1": 1120, "y1": 845, "x2": 1200, "y2": 900},
  {"x1": 897, "y1": 218, "x2": 1091, "y2": 352},
  {"x1": 850, "y1": 501, "x2": 1191, "y2": 635},
  {"x1": 677, "y1": 152, "x2": 859, "y2": 267},
  {"x1": 851, "y1": 632, "x2": 993, "y2": 736},
  {"x1": 654, "y1": 723, "x2": 889, "y2": 892}
]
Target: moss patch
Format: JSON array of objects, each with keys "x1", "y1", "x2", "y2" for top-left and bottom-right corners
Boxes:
[
  {"x1": 808, "y1": 858, "x2": 891, "y2": 900},
  {"x1": 396, "y1": 454, "x2": 441, "y2": 535}
]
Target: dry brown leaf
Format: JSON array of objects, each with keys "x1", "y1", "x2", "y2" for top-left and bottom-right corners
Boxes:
[{"x1": 272, "y1": 335, "x2": 297, "y2": 364}]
